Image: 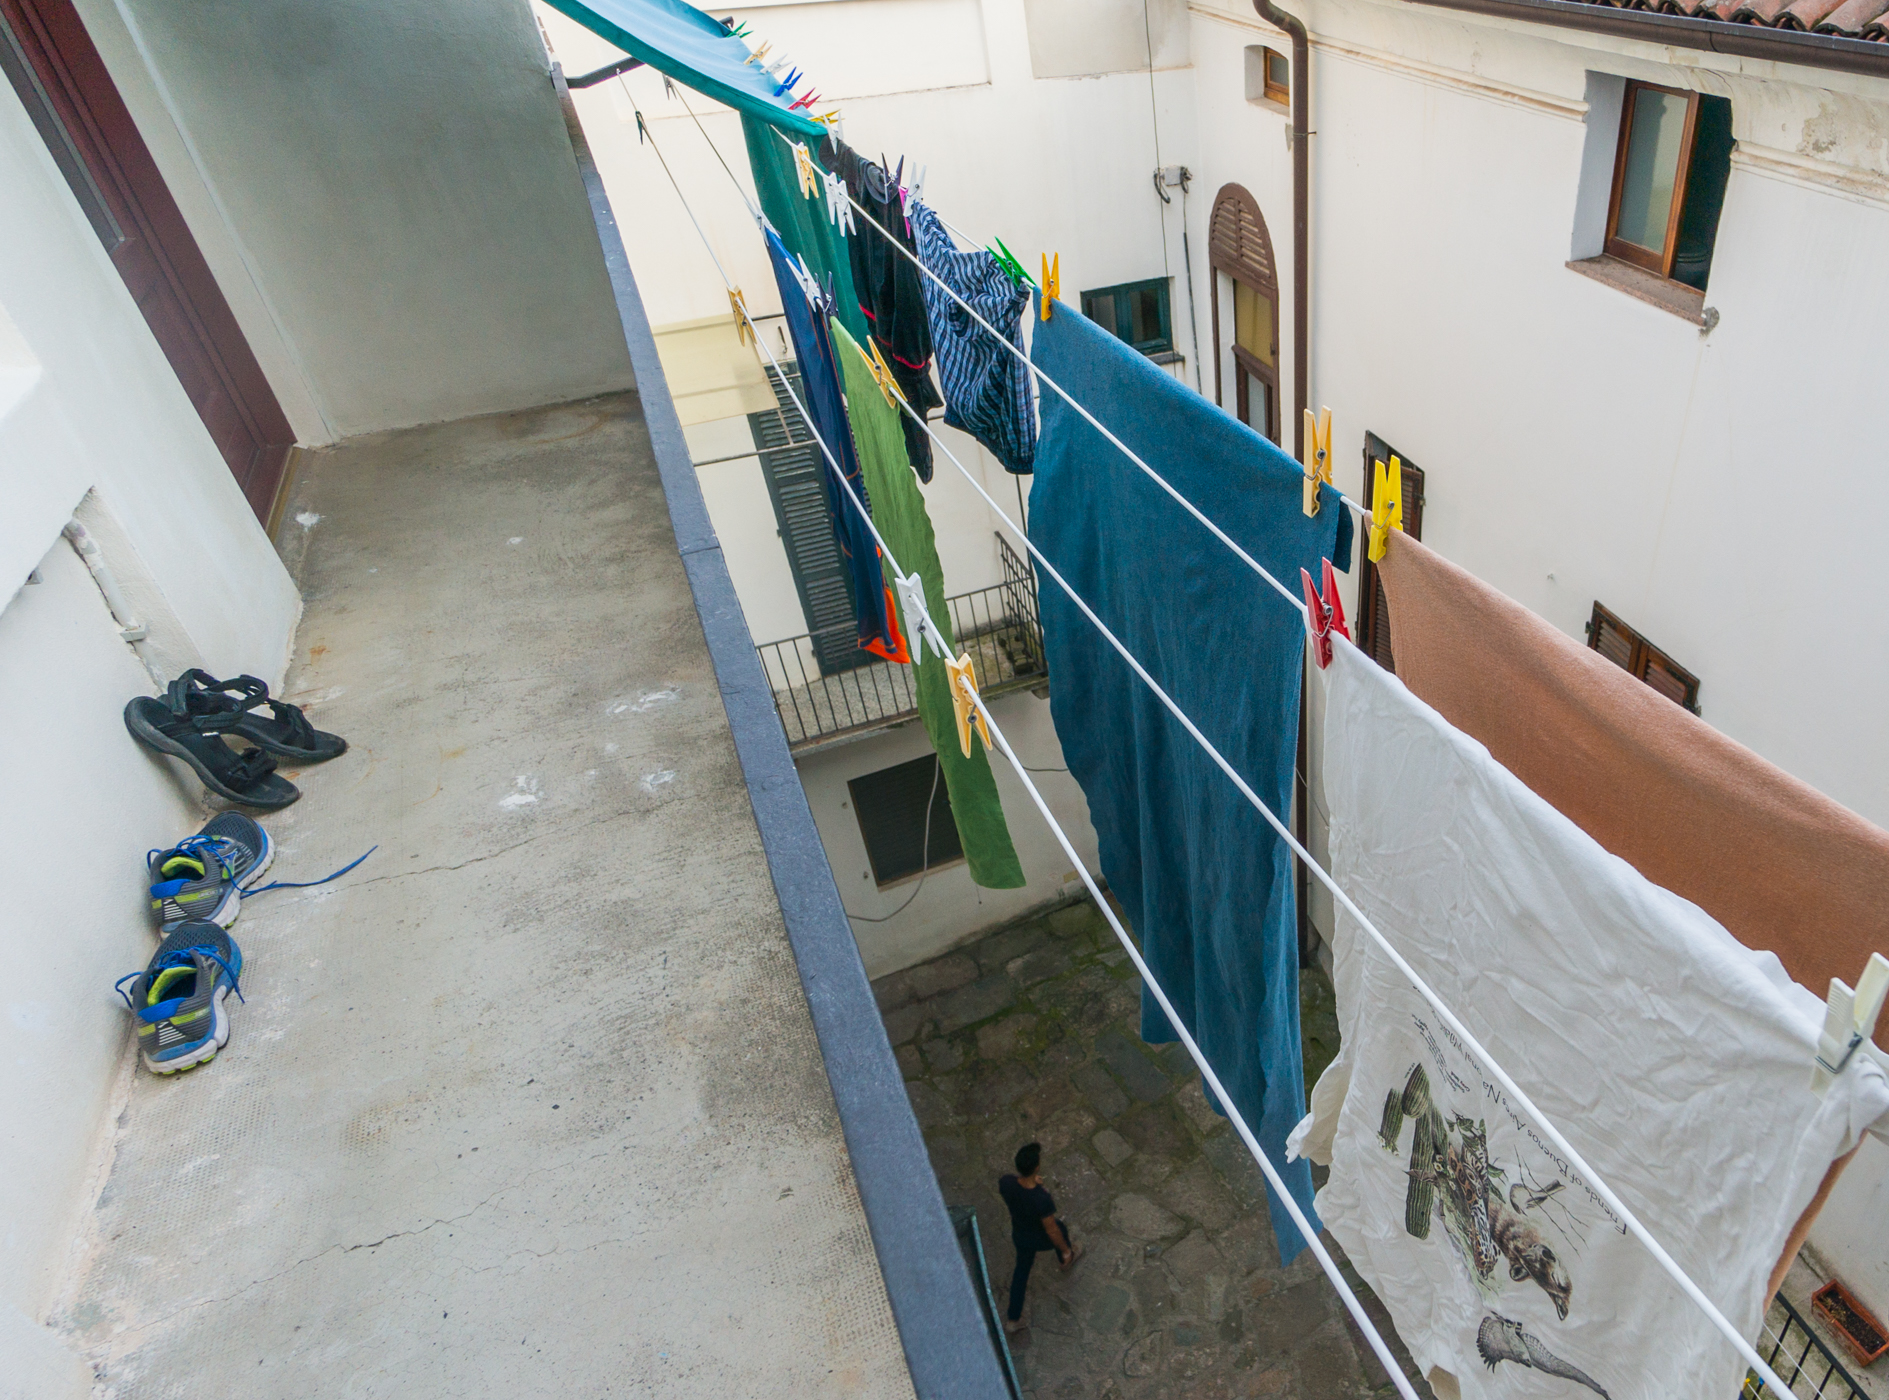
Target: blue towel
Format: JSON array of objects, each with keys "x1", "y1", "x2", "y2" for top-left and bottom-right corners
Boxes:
[
  {"x1": 909, "y1": 202, "x2": 1036, "y2": 475},
  {"x1": 1029, "y1": 302, "x2": 1352, "y2": 1264},
  {"x1": 764, "y1": 229, "x2": 905, "y2": 663}
]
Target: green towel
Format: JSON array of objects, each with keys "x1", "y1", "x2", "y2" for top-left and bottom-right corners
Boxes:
[
  {"x1": 832, "y1": 323, "x2": 1026, "y2": 890},
  {"x1": 742, "y1": 114, "x2": 868, "y2": 345}
]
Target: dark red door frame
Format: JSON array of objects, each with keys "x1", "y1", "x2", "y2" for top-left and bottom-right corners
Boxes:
[{"x1": 0, "y1": 0, "x2": 295, "y2": 522}]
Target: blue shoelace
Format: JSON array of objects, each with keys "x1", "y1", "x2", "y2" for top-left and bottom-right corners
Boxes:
[
  {"x1": 241, "y1": 845, "x2": 376, "y2": 899},
  {"x1": 147, "y1": 834, "x2": 244, "y2": 897},
  {"x1": 115, "y1": 944, "x2": 245, "y2": 1014}
]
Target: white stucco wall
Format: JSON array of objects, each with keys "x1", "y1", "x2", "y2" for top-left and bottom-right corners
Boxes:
[
  {"x1": 799, "y1": 691, "x2": 1100, "y2": 977},
  {"x1": 74, "y1": 0, "x2": 636, "y2": 444},
  {"x1": 0, "y1": 75, "x2": 300, "y2": 1377}
]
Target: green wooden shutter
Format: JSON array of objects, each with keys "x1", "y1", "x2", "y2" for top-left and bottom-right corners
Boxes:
[{"x1": 749, "y1": 365, "x2": 868, "y2": 675}]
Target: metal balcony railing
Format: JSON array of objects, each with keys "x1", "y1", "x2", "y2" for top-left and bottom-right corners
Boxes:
[
  {"x1": 755, "y1": 533, "x2": 1047, "y2": 754},
  {"x1": 1744, "y1": 1291, "x2": 1873, "y2": 1400}
]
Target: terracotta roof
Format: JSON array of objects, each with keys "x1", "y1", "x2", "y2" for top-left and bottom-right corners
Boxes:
[{"x1": 1513, "y1": 0, "x2": 1889, "y2": 38}]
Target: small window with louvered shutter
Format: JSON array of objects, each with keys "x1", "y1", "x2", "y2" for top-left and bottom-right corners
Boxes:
[
  {"x1": 849, "y1": 755, "x2": 964, "y2": 887},
  {"x1": 1355, "y1": 433, "x2": 1425, "y2": 672},
  {"x1": 1585, "y1": 603, "x2": 1701, "y2": 713}
]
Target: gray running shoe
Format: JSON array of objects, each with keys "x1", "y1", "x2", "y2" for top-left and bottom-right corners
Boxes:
[
  {"x1": 146, "y1": 813, "x2": 274, "y2": 932},
  {"x1": 115, "y1": 922, "x2": 244, "y2": 1075}
]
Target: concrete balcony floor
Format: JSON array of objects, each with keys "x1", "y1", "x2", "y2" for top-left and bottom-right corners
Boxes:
[
  {"x1": 875, "y1": 904, "x2": 1431, "y2": 1400},
  {"x1": 52, "y1": 393, "x2": 912, "y2": 1398}
]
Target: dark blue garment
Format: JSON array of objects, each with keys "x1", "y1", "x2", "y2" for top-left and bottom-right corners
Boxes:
[
  {"x1": 1029, "y1": 304, "x2": 1352, "y2": 1264},
  {"x1": 763, "y1": 229, "x2": 904, "y2": 662},
  {"x1": 909, "y1": 202, "x2": 1035, "y2": 475}
]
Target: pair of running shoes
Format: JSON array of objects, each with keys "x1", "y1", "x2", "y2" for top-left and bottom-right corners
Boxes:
[{"x1": 116, "y1": 812, "x2": 274, "y2": 1075}]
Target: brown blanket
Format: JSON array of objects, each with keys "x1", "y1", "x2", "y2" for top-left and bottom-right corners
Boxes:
[{"x1": 1377, "y1": 531, "x2": 1889, "y2": 1050}]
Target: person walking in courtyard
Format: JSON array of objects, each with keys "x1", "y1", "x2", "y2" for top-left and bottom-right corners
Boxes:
[{"x1": 998, "y1": 1141, "x2": 1082, "y2": 1332}]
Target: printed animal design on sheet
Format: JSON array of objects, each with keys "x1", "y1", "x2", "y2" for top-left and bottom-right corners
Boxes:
[{"x1": 1476, "y1": 1313, "x2": 1611, "y2": 1398}]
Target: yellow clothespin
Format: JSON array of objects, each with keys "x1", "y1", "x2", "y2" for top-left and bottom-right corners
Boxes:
[
  {"x1": 1301, "y1": 406, "x2": 1333, "y2": 518},
  {"x1": 1368, "y1": 455, "x2": 1403, "y2": 564},
  {"x1": 729, "y1": 287, "x2": 754, "y2": 347},
  {"x1": 945, "y1": 652, "x2": 992, "y2": 758},
  {"x1": 744, "y1": 40, "x2": 772, "y2": 66},
  {"x1": 813, "y1": 108, "x2": 842, "y2": 131},
  {"x1": 792, "y1": 141, "x2": 818, "y2": 199},
  {"x1": 1040, "y1": 253, "x2": 1060, "y2": 322},
  {"x1": 855, "y1": 338, "x2": 905, "y2": 411}
]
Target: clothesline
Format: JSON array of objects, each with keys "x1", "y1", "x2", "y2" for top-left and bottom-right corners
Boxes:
[
  {"x1": 631, "y1": 103, "x2": 1426, "y2": 1400},
  {"x1": 644, "y1": 96, "x2": 1796, "y2": 1399}
]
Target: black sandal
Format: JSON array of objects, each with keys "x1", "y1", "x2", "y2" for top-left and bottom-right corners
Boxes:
[
  {"x1": 124, "y1": 696, "x2": 301, "y2": 809},
  {"x1": 167, "y1": 671, "x2": 348, "y2": 764}
]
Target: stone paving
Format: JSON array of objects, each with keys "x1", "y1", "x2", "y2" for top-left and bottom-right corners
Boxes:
[{"x1": 874, "y1": 898, "x2": 1431, "y2": 1400}]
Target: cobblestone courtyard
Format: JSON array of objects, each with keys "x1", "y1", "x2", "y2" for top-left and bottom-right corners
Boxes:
[{"x1": 874, "y1": 898, "x2": 1429, "y2": 1400}]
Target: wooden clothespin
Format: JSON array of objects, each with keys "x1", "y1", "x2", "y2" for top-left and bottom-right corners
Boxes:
[
  {"x1": 1367, "y1": 455, "x2": 1403, "y2": 564},
  {"x1": 1302, "y1": 406, "x2": 1333, "y2": 517},
  {"x1": 893, "y1": 571, "x2": 949, "y2": 664},
  {"x1": 728, "y1": 287, "x2": 754, "y2": 347},
  {"x1": 1040, "y1": 253, "x2": 1060, "y2": 322},
  {"x1": 744, "y1": 40, "x2": 771, "y2": 66},
  {"x1": 792, "y1": 141, "x2": 819, "y2": 199},
  {"x1": 945, "y1": 652, "x2": 991, "y2": 757},
  {"x1": 1299, "y1": 558, "x2": 1349, "y2": 669},
  {"x1": 1813, "y1": 953, "x2": 1889, "y2": 1094},
  {"x1": 854, "y1": 338, "x2": 905, "y2": 411}
]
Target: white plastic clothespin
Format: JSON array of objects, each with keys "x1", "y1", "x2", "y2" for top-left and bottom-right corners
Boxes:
[
  {"x1": 823, "y1": 169, "x2": 855, "y2": 233},
  {"x1": 902, "y1": 164, "x2": 927, "y2": 214},
  {"x1": 894, "y1": 572, "x2": 948, "y2": 663},
  {"x1": 1812, "y1": 952, "x2": 1889, "y2": 1095}
]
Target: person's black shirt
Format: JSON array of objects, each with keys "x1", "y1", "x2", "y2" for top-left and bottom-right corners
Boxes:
[{"x1": 998, "y1": 1173, "x2": 1056, "y2": 1250}]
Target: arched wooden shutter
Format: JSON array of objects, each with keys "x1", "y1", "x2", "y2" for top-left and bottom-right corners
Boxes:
[{"x1": 1209, "y1": 184, "x2": 1278, "y2": 298}]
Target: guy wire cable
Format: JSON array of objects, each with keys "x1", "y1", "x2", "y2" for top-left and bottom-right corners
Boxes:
[
  {"x1": 648, "y1": 109, "x2": 1797, "y2": 1398},
  {"x1": 632, "y1": 114, "x2": 1424, "y2": 1398}
]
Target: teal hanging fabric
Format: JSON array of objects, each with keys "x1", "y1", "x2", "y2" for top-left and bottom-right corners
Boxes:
[
  {"x1": 742, "y1": 115, "x2": 869, "y2": 345},
  {"x1": 542, "y1": 0, "x2": 825, "y2": 139}
]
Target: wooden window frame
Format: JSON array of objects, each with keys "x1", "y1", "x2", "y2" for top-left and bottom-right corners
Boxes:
[
  {"x1": 1584, "y1": 603, "x2": 1702, "y2": 714},
  {"x1": 1604, "y1": 79, "x2": 1701, "y2": 281},
  {"x1": 1262, "y1": 47, "x2": 1289, "y2": 106},
  {"x1": 1230, "y1": 338, "x2": 1278, "y2": 445}
]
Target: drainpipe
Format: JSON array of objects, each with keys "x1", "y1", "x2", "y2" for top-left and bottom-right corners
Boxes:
[{"x1": 1253, "y1": 0, "x2": 1310, "y2": 463}]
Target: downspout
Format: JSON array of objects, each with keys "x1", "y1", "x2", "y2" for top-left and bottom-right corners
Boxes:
[
  {"x1": 1253, "y1": 0, "x2": 1309, "y2": 463},
  {"x1": 1254, "y1": 0, "x2": 1318, "y2": 967}
]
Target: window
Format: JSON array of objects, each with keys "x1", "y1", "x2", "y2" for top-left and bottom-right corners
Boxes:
[
  {"x1": 1355, "y1": 433, "x2": 1425, "y2": 671},
  {"x1": 1207, "y1": 184, "x2": 1281, "y2": 444},
  {"x1": 1243, "y1": 45, "x2": 1289, "y2": 106},
  {"x1": 848, "y1": 755, "x2": 963, "y2": 887},
  {"x1": 1082, "y1": 279, "x2": 1173, "y2": 358},
  {"x1": 1605, "y1": 82, "x2": 1733, "y2": 291},
  {"x1": 1585, "y1": 604, "x2": 1701, "y2": 713}
]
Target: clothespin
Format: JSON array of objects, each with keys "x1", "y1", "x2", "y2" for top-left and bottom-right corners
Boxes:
[
  {"x1": 945, "y1": 653, "x2": 992, "y2": 758},
  {"x1": 989, "y1": 238, "x2": 1039, "y2": 290},
  {"x1": 1812, "y1": 953, "x2": 1889, "y2": 1094},
  {"x1": 773, "y1": 68, "x2": 802, "y2": 97},
  {"x1": 789, "y1": 88, "x2": 820, "y2": 112},
  {"x1": 728, "y1": 287, "x2": 754, "y2": 347},
  {"x1": 1040, "y1": 253, "x2": 1060, "y2": 321},
  {"x1": 1302, "y1": 406, "x2": 1333, "y2": 518},
  {"x1": 1367, "y1": 455, "x2": 1403, "y2": 564},
  {"x1": 1299, "y1": 558, "x2": 1349, "y2": 669},
  {"x1": 902, "y1": 165, "x2": 927, "y2": 214},
  {"x1": 792, "y1": 141, "x2": 819, "y2": 199},
  {"x1": 744, "y1": 40, "x2": 772, "y2": 66},
  {"x1": 662, "y1": 75, "x2": 678, "y2": 100},
  {"x1": 813, "y1": 108, "x2": 842, "y2": 132},
  {"x1": 893, "y1": 572, "x2": 949, "y2": 663},
  {"x1": 855, "y1": 338, "x2": 905, "y2": 411},
  {"x1": 822, "y1": 169, "x2": 855, "y2": 233},
  {"x1": 634, "y1": 110, "x2": 647, "y2": 146},
  {"x1": 726, "y1": 20, "x2": 751, "y2": 38}
]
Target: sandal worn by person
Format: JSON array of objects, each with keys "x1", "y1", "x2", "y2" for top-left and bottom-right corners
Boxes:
[
  {"x1": 124, "y1": 696, "x2": 301, "y2": 809},
  {"x1": 167, "y1": 670, "x2": 347, "y2": 764}
]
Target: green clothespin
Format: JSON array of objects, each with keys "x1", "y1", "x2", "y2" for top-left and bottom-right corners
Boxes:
[{"x1": 988, "y1": 238, "x2": 1039, "y2": 290}]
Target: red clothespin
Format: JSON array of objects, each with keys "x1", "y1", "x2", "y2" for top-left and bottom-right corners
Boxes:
[
  {"x1": 789, "y1": 88, "x2": 820, "y2": 112},
  {"x1": 1300, "y1": 558, "x2": 1349, "y2": 669}
]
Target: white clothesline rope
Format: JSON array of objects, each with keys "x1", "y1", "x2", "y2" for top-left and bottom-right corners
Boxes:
[
  {"x1": 648, "y1": 106, "x2": 1795, "y2": 1399},
  {"x1": 631, "y1": 107, "x2": 1426, "y2": 1400}
]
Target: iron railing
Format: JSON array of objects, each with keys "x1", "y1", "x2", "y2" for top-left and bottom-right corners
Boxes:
[
  {"x1": 755, "y1": 533, "x2": 1047, "y2": 753},
  {"x1": 1744, "y1": 1291, "x2": 1872, "y2": 1400}
]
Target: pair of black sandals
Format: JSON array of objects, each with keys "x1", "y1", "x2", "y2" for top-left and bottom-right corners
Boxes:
[{"x1": 124, "y1": 671, "x2": 347, "y2": 810}]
